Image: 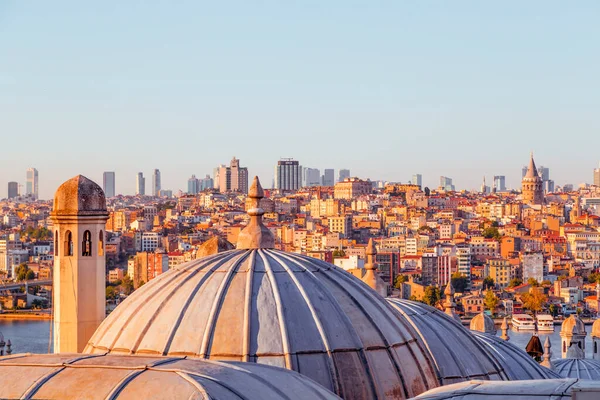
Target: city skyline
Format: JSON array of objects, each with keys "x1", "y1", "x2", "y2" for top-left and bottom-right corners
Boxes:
[
  {"x1": 3, "y1": 158, "x2": 600, "y2": 199},
  {"x1": 2, "y1": 2, "x2": 600, "y2": 198}
]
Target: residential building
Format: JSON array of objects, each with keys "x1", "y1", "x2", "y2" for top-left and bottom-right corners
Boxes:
[
  {"x1": 456, "y1": 246, "x2": 471, "y2": 286},
  {"x1": 338, "y1": 169, "x2": 350, "y2": 183},
  {"x1": 322, "y1": 169, "x2": 335, "y2": 186},
  {"x1": 334, "y1": 178, "x2": 371, "y2": 200},
  {"x1": 328, "y1": 215, "x2": 352, "y2": 238},
  {"x1": 103, "y1": 172, "x2": 116, "y2": 197},
  {"x1": 7, "y1": 182, "x2": 18, "y2": 199},
  {"x1": 522, "y1": 252, "x2": 544, "y2": 283},
  {"x1": 26, "y1": 168, "x2": 38, "y2": 199},
  {"x1": 488, "y1": 258, "x2": 511, "y2": 288},
  {"x1": 152, "y1": 169, "x2": 161, "y2": 196},
  {"x1": 136, "y1": 172, "x2": 145, "y2": 196},
  {"x1": 275, "y1": 159, "x2": 302, "y2": 191}
]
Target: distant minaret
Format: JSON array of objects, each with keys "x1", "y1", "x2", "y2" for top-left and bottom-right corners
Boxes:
[{"x1": 50, "y1": 175, "x2": 109, "y2": 353}]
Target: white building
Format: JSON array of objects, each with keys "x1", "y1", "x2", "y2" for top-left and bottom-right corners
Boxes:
[{"x1": 522, "y1": 252, "x2": 544, "y2": 283}]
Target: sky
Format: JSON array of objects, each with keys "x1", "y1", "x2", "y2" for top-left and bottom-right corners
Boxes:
[{"x1": 1, "y1": 1, "x2": 599, "y2": 199}]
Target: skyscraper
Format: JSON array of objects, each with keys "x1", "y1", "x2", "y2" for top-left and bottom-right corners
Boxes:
[
  {"x1": 303, "y1": 168, "x2": 321, "y2": 187},
  {"x1": 7, "y1": 182, "x2": 18, "y2": 199},
  {"x1": 136, "y1": 172, "x2": 145, "y2": 196},
  {"x1": 152, "y1": 169, "x2": 161, "y2": 196},
  {"x1": 215, "y1": 158, "x2": 249, "y2": 193},
  {"x1": 412, "y1": 174, "x2": 422, "y2": 187},
  {"x1": 439, "y1": 176, "x2": 455, "y2": 191},
  {"x1": 103, "y1": 172, "x2": 116, "y2": 197},
  {"x1": 26, "y1": 168, "x2": 39, "y2": 200},
  {"x1": 321, "y1": 169, "x2": 335, "y2": 186},
  {"x1": 338, "y1": 169, "x2": 350, "y2": 183},
  {"x1": 188, "y1": 175, "x2": 199, "y2": 194},
  {"x1": 493, "y1": 176, "x2": 506, "y2": 192},
  {"x1": 275, "y1": 159, "x2": 302, "y2": 191},
  {"x1": 594, "y1": 163, "x2": 600, "y2": 186}
]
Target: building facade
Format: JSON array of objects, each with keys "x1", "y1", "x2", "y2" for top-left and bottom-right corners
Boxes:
[
  {"x1": 334, "y1": 178, "x2": 372, "y2": 200},
  {"x1": 275, "y1": 159, "x2": 302, "y2": 191},
  {"x1": 322, "y1": 169, "x2": 335, "y2": 186},
  {"x1": 103, "y1": 172, "x2": 116, "y2": 198},
  {"x1": 216, "y1": 157, "x2": 249, "y2": 193},
  {"x1": 7, "y1": 182, "x2": 18, "y2": 199},
  {"x1": 26, "y1": 168, "x2": 38, "y2": 200},
  {"x1": 152, "y1": 169, "x2": 161, "y2": 196},
  {"x1": 338, "y1": 169, "x2": 350, "y2": 183},
  {"x1": 136, "y1": 172, "x2": 145, "y2": 196},
  {"x1": 522, "y1": 153, "x2": 544, "y2": 205}
]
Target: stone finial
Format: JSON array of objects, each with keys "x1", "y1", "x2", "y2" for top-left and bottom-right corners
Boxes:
[
  {"x1": 365, "y1": 239, "x2": 377, "y2": 271},
  {"x1": 443, "y1": 282, "x2": 461, "y2": 323},
  {"x1": 540, "y1": 337, "x2": 552, "y2": 369},
  {"x1": 470, "y1": 312, "x2": 496, "y2": 335},
  {"x1": 236, "y1": 177, "x2": 275, "y2": 250},
  {"x1": 500, "y1": 317, "x2": 510, "y2": 341}
]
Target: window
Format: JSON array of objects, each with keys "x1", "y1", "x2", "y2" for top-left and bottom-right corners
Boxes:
[
  {"x1": 595, "y1": 342, "x2": 597, "y2": 354},
  {"x1": 65, "y1": 231, "x2": 73, "y2": 256},
  {"x1": 54, "y1": 231, "x2": 59, "y2": 256},
  {"x1": 563, "y1": 342, "x2": 566, "y2": 353},
  {"x1": 98, "y1": 231, "x2": 104, "y2": 256},
  {"x1": 82, "y1": 230, "x2": 92, "y2": 257}
]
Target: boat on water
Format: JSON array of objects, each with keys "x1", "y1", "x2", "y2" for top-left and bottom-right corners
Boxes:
[
  {"x1": 536, "y1": 314, "x2": 555, "y2": 332},
  {"x1": 511, "y1": 314, "x2": 536, "y2": 330}
]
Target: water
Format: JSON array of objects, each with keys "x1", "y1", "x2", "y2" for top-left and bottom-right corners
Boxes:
[
  {"x1": 0, "y1": 320, "x2": 52, "y2": 354},
  {"x1": 497, "y1": 327, "x2": 595, "y2": 359}
]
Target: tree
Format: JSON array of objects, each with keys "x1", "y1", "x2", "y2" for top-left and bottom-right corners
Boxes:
[
  {"x1": 394, "y1": 275, "x2": 408, "y2": 289},
  {"x1": 527, "y1": 278, "x2": 540, "y2": 287},
  {"x1": 521, "y1": 289, "x2": 547, "y2": 314},
  {"x1": 106, "y1": 286, "x2": 118, "y2": 301},
  {"x1": 482, "y1": 227, "x2": 502, "y2": 241},
  {"x1": 483, "y1": 277, "x2": 495, "y2": 290},
  {"x1": 25, "y1": 270, "x2": 35, "y2": 280},
  {"x1": 541, "y1": 280, "x2": 552, "y2": 286},
  {"x1": 15, "y1": 264, "x2": 30, "y2": 281},
  {"x1": 484, "y1": 290, "x2": 499, "y2": 316},
  {"x1": 332, "y1": 249, "x2": 346, "y2": 259},
  {"x1": 417, "y1": 226, "x2": 434, "y2": 234},
  {"x1": 121, "y1": 275, "x2": 134, "y2": 295},
  {"x1": 589, "y1": 272, "x2": 600, "y2": 284},
  {"x1": 548, "y1": 304, "x2": 558, "y2": 317},
  {"x1": 451, "y1": 273, "x2": 468, "y2": 293},
  {"x1": 421, "y1": 286, "x2": 441, "y2": 307},
  {"x1": 508, "y1": 278, "x2": 523, "y2": 288},
  {"x1": 424, "y1": 187, "x2": 430, "y2": 196}
]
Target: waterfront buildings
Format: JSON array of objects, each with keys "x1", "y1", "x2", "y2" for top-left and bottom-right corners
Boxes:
[
  {"x1": 275, "y1": 159, "x2": 302, "y2": 191},
  {"x1": 25, "y1": 168, "x2": 38, "y2": 200},
  {"x1": 102, "y1": 172, "x2": 116, "y2": 197}
]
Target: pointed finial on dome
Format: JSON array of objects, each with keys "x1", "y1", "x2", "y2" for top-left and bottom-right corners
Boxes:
[
  {"x1": 500, "y1": 317, "x2": 510, "y2": 341},
  {"x1": 443, "y1": 282, "x2": 460, "y2": 323},
  {"x1": 365, "y1": 238, "x2": 377, "y2": 271},
  {"x1": 541, "y1": 337, "x2": 553, "y2": 369},
  {"x1": 236, "y1": 176, "x2": 275, "y2": 250}
]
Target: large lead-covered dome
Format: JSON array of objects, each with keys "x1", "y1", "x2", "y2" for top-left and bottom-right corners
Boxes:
[
  {"x1": 86, "y1": 177, "x2": 441, "y2": 399},
  {"x1": 86, "y1": 249, "x2": 439, "y2": 399}
]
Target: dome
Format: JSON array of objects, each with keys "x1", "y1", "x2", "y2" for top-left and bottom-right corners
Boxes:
[
  {"x1": 52, "y1": 175, "x2": 107, "y2": 216},
  {"x1": 561, "y1": 315, "x2": 586, "y2": 336},
  {"x1": 471, "y1": 331, "x2": 560, "y2": 380},
  {"x1": 470, "y1": 313, "x2": 496, "y2": 335},
  {"x1": 0, "y1": 353, "x2": 340, "y2": 399},
  {"x1": 554, "y1": 358, "x2": 600, "y2": 380},
  {"x1": 386, "y1": 299, "x2": 508, "y2": 384},
  {"x1": 412, "y1": 379, "x2": 600, "y2": 400},
  {"x1": 592, "y1": 319, "x2": 600, "y2": 338},
  {"x1": 86, "y1": 249, "x2": 439, "y2": 399}
]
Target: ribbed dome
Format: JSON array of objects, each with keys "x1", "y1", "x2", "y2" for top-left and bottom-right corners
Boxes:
[
  {"x1": 470, "y1": 313, "x2": 496, "y2": 335},
  {"x1": 85, "y1": 249, "x2": 439, "y2": 399},
  {"x1": 471, "y1": 331, "x2": 560, "y2": 380},
  {"x1": 386, "y1": 299, "x2": 508, "y2": 384},
  {"x1": 52, "y1": 175, "x2": 107, "y2": 216},
  {"x1": 561, "y1": 315, "x2": 586, "y2": 336},
  {"x1": 554, "y1": 358, "x2": 600, "y2": 380},
  {"x1": 0, "y1": 353, "x2": 340, "y2": 399}
]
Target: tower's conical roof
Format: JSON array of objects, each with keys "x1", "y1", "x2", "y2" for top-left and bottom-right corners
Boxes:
[{"x1": 524, "y1": 153, "x2": 540, "y2": 180}]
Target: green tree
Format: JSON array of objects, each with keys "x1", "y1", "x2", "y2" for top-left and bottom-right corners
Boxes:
[
  {"x1": 484, "y1": 290, "x2": 499, "y2": 316},
  {"x1": 508, "y1": 278, "x2": 523, "y2": 288},
  {"x1": 482, "y1": 227, "x2": 502, "y2": 240},
  {"x1": 527, "y1": 278, "x2": 540, "y2": 287},
  {"x1": 451, "y1": 273, "x2": 469, "y2": 293},
  {"x1": 577, "y1": 307, "x2": 583, "y2": 316},
  {"x1": 482, "y1": 277, "x2": 495, "y2": 290},
  {"x1": 394, "y1": 275, "x2": 408, "y2": 289},
  {"x1": 589, "y1": 272, "x2": 600, "y2": 284},
  {"x1": 421, "y1": 286, "x2": 441, "y2": 307},
  {"x1": 15, "y1": 264, "x2": 29, "y2": 281},
  {"x1": 25, "y1": 270, "x2": 35, "y2": 280},
  {"x1": 332, "y1": 249, "x2": 346, "y2": 259},
  {"x1": 548, "y1": 304, "x2": 558, "y2": 317},
  {"x1": 121, "y1": 275, "x2": 134, "y2": 295},
  {"x1": 541, "y1": 280, "x2": 552, "y2": 286},
  {"x1": 521, "y1": 289, "x2": 547, "y2": 314},
  {"x1": 106, "y1": 286, "x2": 117, "y2": 301}
]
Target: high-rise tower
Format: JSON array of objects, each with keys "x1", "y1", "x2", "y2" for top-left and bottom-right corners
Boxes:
[
  {"x1": 522, "y1": 153, "x2": 544, "y2": 205},
  {"x1": 103, "y1": 172, "x2": 116, "y2": 198},
  {"x1": 594, "y1": 162, "x2": 600, "y2": 187},
  {"x1": 152, "y1": 169, "x2": 161, "y2": 196},
  {"x1": 26, "y1": 168, "x2": 39, "y2": 200},
  {"x1": 50, "y1": 175, "x2": 109, "y2": 353},
  {"x1": 136, "y1": 172, "x2": 145, "y2": 196}
]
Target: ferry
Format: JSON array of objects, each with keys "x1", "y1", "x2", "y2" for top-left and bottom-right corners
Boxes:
[
  {"x1": 536, "y1": 315, "x2": 555, "y2": 332},
  {"x1": 511, "y1": 314, "x2": 536, "y2": 331}
]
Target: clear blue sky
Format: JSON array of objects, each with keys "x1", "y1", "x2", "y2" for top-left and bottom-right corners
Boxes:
[{"x1": 1, "y1": 1, "x2": 599, "y2": 198}]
